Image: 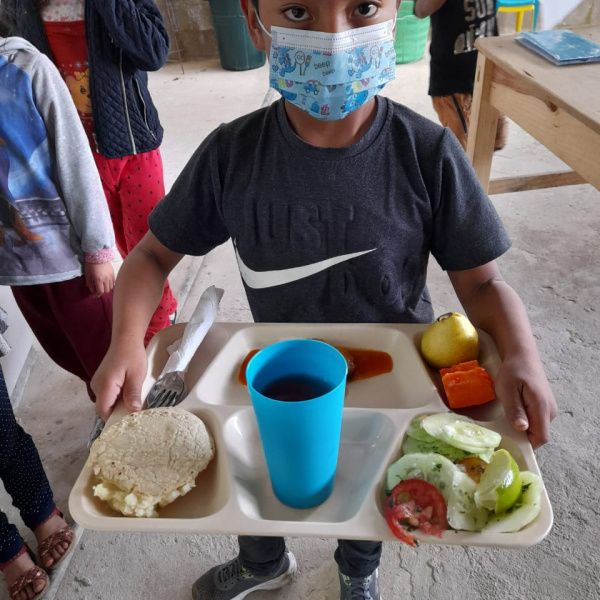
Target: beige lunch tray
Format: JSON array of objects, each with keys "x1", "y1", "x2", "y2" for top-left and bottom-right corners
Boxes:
[{"x1": 69, "y1": 323, "x2": 553, "y2": 547}]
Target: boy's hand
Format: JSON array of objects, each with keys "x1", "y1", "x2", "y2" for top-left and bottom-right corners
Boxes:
[
  {"x1": 494, "y1": 353, "x2": 557, "y2": 449},
  {"x1": 85, "y1": 262, "x2": 115, "y2": 297},
  {"x1": 91, "y1": 340, "x2": 147, "y2": 421}
]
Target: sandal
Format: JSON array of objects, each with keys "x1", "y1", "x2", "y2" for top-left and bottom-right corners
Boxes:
[
  {"x1": 36, "y1": 508, "x2": 75, "y2": 571},
  {"x1": 1, "y1": 546, "x2": 49, "y2": 600}
]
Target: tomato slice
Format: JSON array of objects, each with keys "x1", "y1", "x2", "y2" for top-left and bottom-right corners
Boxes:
[{"x1": 384, "y1": 479, "x2": 448, "y2": 545}]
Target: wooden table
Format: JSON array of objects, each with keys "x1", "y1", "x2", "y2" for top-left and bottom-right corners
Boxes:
[{"x1": 467, "y1": 26, "x2": 600, "y2": 195}]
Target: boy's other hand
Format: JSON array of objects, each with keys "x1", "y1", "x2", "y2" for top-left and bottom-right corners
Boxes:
[
  {"x1": 85, "y1": 262, "x2": 115, "y2": 297},
  {"x1": 91, "y1": 341, "x2": 148, "y2": 421},
  {"x1": 494, "y1": 354, "x2": 557, "y2": 449}
]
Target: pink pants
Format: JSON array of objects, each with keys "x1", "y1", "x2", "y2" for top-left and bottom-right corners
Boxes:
[{"x1": 93, "y1": 149, "x2": 177, "y2": 345}]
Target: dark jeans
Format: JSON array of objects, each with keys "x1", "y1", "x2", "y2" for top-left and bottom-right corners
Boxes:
[
  {"x1": 239, "y1": 536, "x2": 382, "y2": 578},
  {"x1": 0, "y1": 367, "x2": 55, "y2": 565}
]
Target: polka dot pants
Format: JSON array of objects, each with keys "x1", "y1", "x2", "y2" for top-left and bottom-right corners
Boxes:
[
  {"x1": 0, "y1": 367, "x2": 55, "y2": 565},
  {"x1": 94, "y1": 148, "x2": 177, "y2": 345}
]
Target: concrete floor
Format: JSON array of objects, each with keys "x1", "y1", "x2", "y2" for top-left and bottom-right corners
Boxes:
[{"x1": 2, "y1": 56, "x2": 600, "y2": 600}]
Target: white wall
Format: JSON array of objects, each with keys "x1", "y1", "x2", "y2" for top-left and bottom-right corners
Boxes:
[
  {"x1": 0, "y1": 288, "x2": 34, "y2": 396},
  {"x1": 539, "y1": 0, "x2": 581, "y2": 30}
]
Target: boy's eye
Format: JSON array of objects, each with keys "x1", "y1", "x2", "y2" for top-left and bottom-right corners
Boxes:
[
  {"x1": 283, "y1": 6, "x2": 310, "y2": 22},
  {"x1": 354, "y1": 3, "x2": 379, "y2": 17}
]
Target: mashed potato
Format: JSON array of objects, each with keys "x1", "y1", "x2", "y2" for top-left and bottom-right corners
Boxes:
[{"x1": 89, "y1": 408, "x2": 214, "y2": 517}]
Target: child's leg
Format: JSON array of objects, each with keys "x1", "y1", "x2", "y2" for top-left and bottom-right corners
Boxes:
[
  {"x1": 96, "y1": 149, "x2": 177, "y2": 344},
  {"x1": 238, "y1": 536, "x2": 287, "y2": 575},
  {"x1": 11, "y1": 277, "x2": 112, "y2": 385},
  {"x1": 431, "y1": 94, "x2": 471, "y2": 150},
  {"x1": 93, "y1": 152, "x2": 128, "y2": 257},
  {"x1": 335, "y1": 540, "x2": 382, "y2": 577},
  {"x1": 0, "y1": 367, "x2": 56, "y2": 534},
  {"x1": 432, "y1": 94, "x2": 508, "y2": 152},
  {"x1": 191, "y1": 536, "x2": 294, "y2": 599},
  {"x1": 0, "y1": 511, "x2": 25, "y2": 566},
  {"x1": 0, "y1": 531, "x2": 49, "y2": 600}
]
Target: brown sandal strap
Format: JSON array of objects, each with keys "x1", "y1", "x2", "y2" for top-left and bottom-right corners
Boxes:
[
  {"x1": 38, "y1": 526, "x2": 75, "y2": 565},
  {"x1": 8, "y1": 566, "x2": 48, "y2": 600}
]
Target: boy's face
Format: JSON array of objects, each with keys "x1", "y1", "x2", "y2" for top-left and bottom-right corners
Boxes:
[{"x1": 241, "y1": 0, "x2": 400, "y2": 53}]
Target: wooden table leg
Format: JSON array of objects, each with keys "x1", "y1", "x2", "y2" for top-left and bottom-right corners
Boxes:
[{"x1": 467, "y1": 53, "x2": 501, "y2": 193}]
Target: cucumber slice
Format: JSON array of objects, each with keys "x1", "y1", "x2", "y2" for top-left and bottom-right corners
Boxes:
[
  {"x1": 386, "y1": 452, "x2": 456, "y2": 496},
  {"x1": 446, "y1": 471, "x2": 490, "y2": 531},
  {"x1": 407, "y1": 413, "x2": 470, "y2": 442},
  {"x1": 422, "y1": 413, "x2": 501, "y2": 452},
  {"x1": 482, "y1": 472, "x2": 542, "y2": 533},
  {"x1": 402, "y1": 435, "x2": 471, "y2": 462},
  {"x1": 406, "y1": 414, "x2": 437, "y2": 442}
]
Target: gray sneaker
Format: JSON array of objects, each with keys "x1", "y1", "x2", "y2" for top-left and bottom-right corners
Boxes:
[
  {"x1": 191, "y1": 551, "x2": 297, "y2": 600},
  {"x1": 339, "y1": 568, "x2": 380, "y2": 600}
]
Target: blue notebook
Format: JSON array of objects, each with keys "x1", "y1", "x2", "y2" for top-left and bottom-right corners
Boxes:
[{"x1": 516, "y1": 30, "x2": 600, "y2": 66}]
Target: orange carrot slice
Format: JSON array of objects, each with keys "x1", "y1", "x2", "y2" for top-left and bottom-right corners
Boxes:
[
  {"x1": 440, "y1": 362, "x2": 495, "y2": 409},
  {"x1": 439, "y1": 360, "x2": 480, "y2": 377}
]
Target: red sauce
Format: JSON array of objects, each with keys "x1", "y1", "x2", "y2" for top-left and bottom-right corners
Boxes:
[
  {"x1": 238, "y1": 349, "x2": 260, "y2": 385},
  {"x1": 238, "y1": 345, "x2": 393, "y2": 385}
]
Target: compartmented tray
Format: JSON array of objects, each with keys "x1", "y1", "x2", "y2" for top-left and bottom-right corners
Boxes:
[{"x1": 69, "y1": 323, "x2": 553, "y2": 547}]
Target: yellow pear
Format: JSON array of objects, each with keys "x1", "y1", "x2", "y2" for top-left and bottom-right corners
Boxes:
[{"x1": 420, "y1": 312, "x2": 479, "y2": 369}]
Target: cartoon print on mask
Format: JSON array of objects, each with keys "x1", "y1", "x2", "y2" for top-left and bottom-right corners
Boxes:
[
  {"x1": 273, "y1": 47, "x2": 313, "y2": 77},
  {"x1": 340, "y1": 90, "x2": 369, "y2": 116},
  {"x1": 347, "y1": 46, "x2": 374, "y2": 78},
  {"x1": 370, "y1": 45, "x2": 384, "y2": 69},
  {"x1": 295, "y1": 51, "x2": 312, "y2": 75},
  {"x1": 0, "y1": 138, "x2": 43, "y2": 246},
  {"x1": 65, "y1": 69, "x2": 92, "y2": 115},
  {"x1": 308, "y1": 101, "x2": 330, "y2": 117},
  {"x1": 304, "y1": 80, "x2": 321, "y2": 95}
]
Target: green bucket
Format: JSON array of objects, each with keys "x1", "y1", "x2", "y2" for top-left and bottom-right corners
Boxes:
[
  {"x1": 209, "y1": 0, "x2": 266, "y2": 71},
  {"x1": 394, "y1": 1, "x2": 430, "y2": 64}
]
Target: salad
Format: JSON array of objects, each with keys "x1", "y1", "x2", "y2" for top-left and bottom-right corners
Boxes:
[{"x1": 383, "y1": 412, "x2": 543, "y2": 546}]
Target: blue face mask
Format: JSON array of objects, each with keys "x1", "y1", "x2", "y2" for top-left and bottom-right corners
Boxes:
[{"x1": 256, "y1": 14, "x2": 397, "y2": 121}]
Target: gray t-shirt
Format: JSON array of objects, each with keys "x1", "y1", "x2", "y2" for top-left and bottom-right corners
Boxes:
[{"x1": 150, "y1": 97, "x2": 510, "y2": 324}]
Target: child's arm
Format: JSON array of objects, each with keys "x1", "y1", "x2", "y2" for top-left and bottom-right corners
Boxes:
[
  {"x1": 91, "y1": 232, "x2": 183, "y2": 420},
  {"x1": 30, "y1": 54, "x2": 116, "y2": 269},
  {"x1": 448, "y1": 261, "x2": 557, "y2": 448},
  {"x1": 90, "y1": 0, "x2": 169, "y2": 71},
  {"x1": 414, "y1": 0, "x2": 447, "y2": 18}
]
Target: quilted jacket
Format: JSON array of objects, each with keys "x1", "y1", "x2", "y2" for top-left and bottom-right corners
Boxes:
[{"x1": 8, "y1": 0, "x2": 169, "y2": 158}]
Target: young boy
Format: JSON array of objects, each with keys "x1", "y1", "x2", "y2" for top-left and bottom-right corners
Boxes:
[
  {"x1": 415, "y1": 0, "x2": 508, "y2": 150},
  {"x1": 92, "y1": 1, "x2": 557, "y2": 599}
]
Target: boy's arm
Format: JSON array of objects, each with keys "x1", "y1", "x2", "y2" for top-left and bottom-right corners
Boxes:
[
  {"x1": 91, "y1": 232, "x2": 183, "y2": 420},
  {"x1": 448, "y1": 261, "x2": 557, "y2": 448},
  {"x1": 90, "y1": 0, "x2": 169, "y2": 71},
  {"x1": 414, "y1": 0, "x2": 447, "y2": 18}
]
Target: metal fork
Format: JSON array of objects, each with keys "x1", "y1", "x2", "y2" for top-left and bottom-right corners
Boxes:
[
  {"x1": 143, "y1": 285, "x2": 224, "y2": 410},
  {"x1": 145, "y1": 371, "x2": 186, "y2": 409}
]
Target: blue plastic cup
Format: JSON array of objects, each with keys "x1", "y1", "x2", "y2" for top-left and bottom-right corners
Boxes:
[{"x1": 246, "y1": 339, "x2": 348, "y2": 509}]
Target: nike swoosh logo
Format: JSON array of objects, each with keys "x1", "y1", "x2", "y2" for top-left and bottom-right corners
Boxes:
[{"x1": 235, "y1": 246, "x2": 377, "y2": 289}]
